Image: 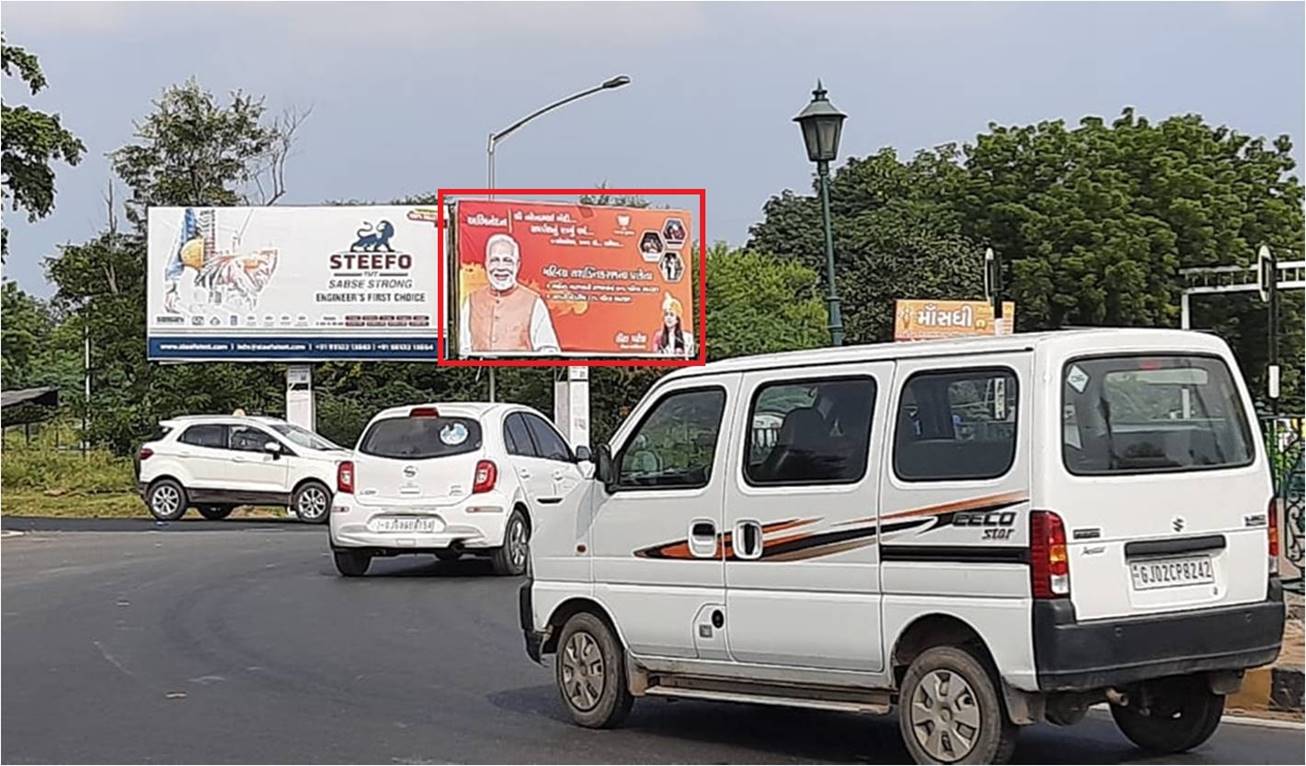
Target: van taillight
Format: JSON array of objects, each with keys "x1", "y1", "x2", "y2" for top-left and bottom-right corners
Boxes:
[
  {"x1": 1268, "y1": 497, "x2": 1279, "y2": 575},
  {"x1": 337, "y1": 461, "x2": 355, "y2": 494},
  {"x1": 137, "y1": 447, "x2": 154, "y2": 461},
  {"x1": 1031, "y1": 510, "x2": 1070, "y2": 598},
  {"x1": 472, "y1": 460, "x2": 497, "y2": 494}
]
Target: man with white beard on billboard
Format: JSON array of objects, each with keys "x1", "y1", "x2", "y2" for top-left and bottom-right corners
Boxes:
[{"x1": 459, "y1": 233, "x2": 560, "y2": 354}]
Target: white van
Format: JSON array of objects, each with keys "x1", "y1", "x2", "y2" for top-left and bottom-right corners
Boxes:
[{"x1": 520, "y1": 329, "x2": 1284, "y2": 764}]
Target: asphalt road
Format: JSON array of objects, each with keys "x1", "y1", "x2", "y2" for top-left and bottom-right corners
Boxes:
[{"x1": 2, "y1": 518, "x2": 1302, "y2": 764}]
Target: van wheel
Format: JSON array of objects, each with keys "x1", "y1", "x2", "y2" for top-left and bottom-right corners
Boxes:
[
  {"x1": 1110, "y1": 677, "x2": 1223, "y2": 754},
  {"x1": 333, "y1": 550, "x2": 371, "y2": 577},
  {"x1": 490, "y1": 510, "x2": 529, "y2": 576},
  {"x1": 147, "y1": 479, "x2": 188, "y2": 521},
  {"x1": 292, "y1": 482, "x2": 332, "y2": 524},
  {"x1": 555, "y1": 612, "x2": 633, "y2": 729},
  {"x1": 197, "y1": 505, "x2": 234, "y2": 520},
  {"x1": 899, "y1": 646, "x2": 1017, "y2": 765}
]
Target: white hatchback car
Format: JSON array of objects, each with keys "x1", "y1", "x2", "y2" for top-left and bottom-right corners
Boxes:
[
  {"x1": 329, "y1": 403, "x2": 586, "y2": 577},
  {"x1": 137, "y1": 415, "x2": 348, "y2": 523}
]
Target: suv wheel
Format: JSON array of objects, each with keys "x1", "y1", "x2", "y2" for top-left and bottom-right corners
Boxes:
[
  {"x1": 899, "y1": 646, "x2": 1018, "y2": 765},
  {"x1": 197, "y1": 505, "x2": 234, "y2": 521},
  {"x1": 555, "y1": 612, "x2": 633, "y2": 728},
  {"x1": 490, "y1": 510, "x2": 529, "y2": 576},
  {"x1": 333, "y1": 550, "x2": 371, "y2": 577},
  {"x1": 147, "y1": 479, "x2": 188, "y2": 521},
  {"x1": 292, "y1": 481, "x2": 331, "y2": 524},
  {"x1": 1110, "y1": 676, "x2": 1223, "y2": 754}
]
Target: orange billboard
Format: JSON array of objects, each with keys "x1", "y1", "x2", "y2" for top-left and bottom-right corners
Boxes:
[
  {"x1": 894, "y1": 299, "x2": 1016, "y2": 341},
  {"x1": 452, "y1": 199, "x2": 695, "y2": 358}
]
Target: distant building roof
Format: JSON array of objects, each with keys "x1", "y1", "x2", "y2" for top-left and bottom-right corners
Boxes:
[{"x1": 0, "y1": 386, "x2": 60, "y2": 410}]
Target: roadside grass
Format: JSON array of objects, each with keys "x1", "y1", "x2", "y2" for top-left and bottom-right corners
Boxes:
[{"x1": 1, "y1": 491, "x2": 287, "y2": 519}]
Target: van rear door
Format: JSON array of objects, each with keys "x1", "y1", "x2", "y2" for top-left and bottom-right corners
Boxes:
[
  {"x1": 352, "y1": 410, "x2": 485, "y2": 508},
  {"x1": 1054, "y1": 353, "x2": 1269, "y2": 621}
]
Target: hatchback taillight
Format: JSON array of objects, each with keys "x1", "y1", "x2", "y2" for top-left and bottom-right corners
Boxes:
[
  {"x1": 137, "y1": 447, "x2": 154, "y2": 461},
  {"x1": 337, "y1": 461, "x2": 355, "y2": 494},
  {"x1": 472, "y1": 460, "x2": 497, "y2": 494},
  {"x1": 1268, "y1": 497, "x2": 1279, "y2": 575},
  {"x1": 1031, "y1": 510, "x2": 1070, "y2": 598}
]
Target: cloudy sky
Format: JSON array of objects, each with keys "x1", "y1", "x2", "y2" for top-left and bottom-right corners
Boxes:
[{"x1": 3, "y1": 0, "x2": 1303, "y2": 297}]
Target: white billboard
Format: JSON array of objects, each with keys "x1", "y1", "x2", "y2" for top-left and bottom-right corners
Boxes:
[{"x1": 147, "y1": 206, "x2": 440, "y2": 360}]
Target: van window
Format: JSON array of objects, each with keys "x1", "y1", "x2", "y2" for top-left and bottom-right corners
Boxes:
[
  {"x1": 1062, "y1": 355, "x2": 1254, "y2": 475},
  {"x1": 179, "y1": 424, "x2": 227, "y2": 448},
  {"x1": 745, "y1": 377, "x2": 875, "y2": 485},
  {"x1": 894, "y1": 368, "x2": 1018, "y2": 481},
  {"x1": 617, "y1": 387, "x2": 726, "y2": 490},
  {"x1": 359, "y1": 416, "x2": 483, "y2": 460}
]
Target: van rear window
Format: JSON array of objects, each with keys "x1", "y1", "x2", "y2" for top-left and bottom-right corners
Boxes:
[
  {"x1": 1062, "y1": 355, "x2": 1254, "y2": 475},
  {"x1": 358, "y1": 416, "x2": 482, "y2": 459}
]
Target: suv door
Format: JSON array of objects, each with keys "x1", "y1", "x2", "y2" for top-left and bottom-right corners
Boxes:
[
  {"x1": 227, "y1": 425, "x2": 291, "y2": 496},
  {"x1": 591, "y1": 377, "x2": 738, "y2": 660},
  {"x1": 521, "y1": 412, "x2": 584, "y2": 503},
  {"x1": 176, "y1": 424, "x2": 230, "y2": 488},
  {"x1": 723, "y1": 366, "x2": 892, "y2": 672}
]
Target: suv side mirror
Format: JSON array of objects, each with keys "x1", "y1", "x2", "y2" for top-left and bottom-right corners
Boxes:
[
  {"x1": 263, "y1": 441, "x2": 283, "y2": 459},
  {"x1": 573, "y1": 445, "x2": 593, "y2": 463},
  {"x1": 595, "y1": 444, "x2": 617, "y2": 493}
]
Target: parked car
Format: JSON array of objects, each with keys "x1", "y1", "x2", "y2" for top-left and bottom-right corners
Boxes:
[
  {"x1": 520, "y1": 328, "x2": 1285, "y2": 764},
  {"x1": 329, "y1": 402, "x2": 586, "y2": 577},
  {"x1": 137, "y1": 415, "x2": 346, "y2": 523}
]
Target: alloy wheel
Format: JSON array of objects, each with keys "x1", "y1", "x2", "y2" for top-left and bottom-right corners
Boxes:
[
  {"x1": 152, "y1": 485, "x2": 181, "y2": 517},
  {"x1": 299, "y1": 487, "x2": 329, "y2": 520}
]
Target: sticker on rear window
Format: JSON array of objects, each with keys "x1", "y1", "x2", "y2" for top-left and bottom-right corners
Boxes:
[
  {"x1": 1066, "y1": 364, "x2": 1089, "y2": 393},
  {"x1": 440, "y1": 422, "x2": 469, "y2": 446}
]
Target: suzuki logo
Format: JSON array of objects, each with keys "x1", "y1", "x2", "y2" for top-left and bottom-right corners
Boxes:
[
  {"x1": 403, "y1": 466, "x2": 417, "y2": 479},
  {"x1": 1172, "y1": 516, "x2": 1186, "y2": 532}
]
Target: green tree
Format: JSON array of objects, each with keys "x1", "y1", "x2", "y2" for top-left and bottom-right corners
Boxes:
[
  {"x1": 704, "y1": 244, "x2": 827, "y2": 360},
  {"x1": 1, "y1": 280, "x2": 54, "y2": 387},
  {"x1": 1, "y1": 38, "x2": 85, "y2": 259}
]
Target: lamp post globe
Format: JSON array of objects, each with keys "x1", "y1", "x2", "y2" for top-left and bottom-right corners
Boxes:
[{"x1": 795, "y1": 80, "x2": 847, "y2": 346}]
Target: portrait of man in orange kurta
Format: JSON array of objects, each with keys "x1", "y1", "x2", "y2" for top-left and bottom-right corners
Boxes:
[{"x1": 458, "y1": 233, "x2": 560, "y2": 354}]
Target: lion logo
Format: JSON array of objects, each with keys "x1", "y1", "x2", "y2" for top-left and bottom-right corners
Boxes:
[{"x1": 351, "y1": 220, "x2": 396, "y2": 252}]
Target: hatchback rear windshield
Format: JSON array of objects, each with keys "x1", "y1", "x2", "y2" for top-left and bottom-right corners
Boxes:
[
  {"x1": 358, "y1": 416, "x2": 483, "y2": 459},
  {"x1": 1062, "y1": 355, "x2": 1254, "y2": 475}
]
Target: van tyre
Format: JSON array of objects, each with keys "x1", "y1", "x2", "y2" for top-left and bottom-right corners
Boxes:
[
  {"x1": 147, "y1": 479, "x2": 188, "y2": 521},
  {"x1": 555, "y1": 612, "x2": 633, "y2": 729},
  {"x1": 1110, "y1": 677, "x2": 1224, "y2": 754},
  {"x1": 292, "y1": 481, "x2": 332, "y2": 524},
  {"x1": 197, "y1": 505, "x2": 234, "y2": 520},
  {"x1": 899, "y1": 646, "x2": 1017, "y2": 765},
  {"x1": 490, "y1": 510, "x2": 529, "y2": 576},
  {"x1": 333, "y1": 550, "x2": 371, "y2": 577}
]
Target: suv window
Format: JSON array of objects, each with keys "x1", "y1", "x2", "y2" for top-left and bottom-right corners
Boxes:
[
  {"x1": 617, "y1": 387, "x2": 726, "y2": 490},
  {"x1": 523, "y1": 413, "x2": 571, "y2": 462},
  {"x1": 745, "y1": 377, "x2": 876, "y2": 485},
  {"x1": 230, "y1": 425, "x2": 273, "y2": 453},
  {"x1": 894, "y1": 368, "x2": 1018, "y2": 481},
  {"x1": 359, "y1": 416, "x2": 483, "y2": 460},
  {"x1": 1062, "y1": 355, "x2": 1254, "y2": 475},
  {"x1": 504, "y1": 413, "x2": 536, "y2": 457},
  {"x1": 179, "y1": 424, "x2": 227, "y2": 448}
]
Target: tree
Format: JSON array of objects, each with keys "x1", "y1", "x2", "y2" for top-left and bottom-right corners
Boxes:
[
  {"x1": 1, "y1": 37, "x2": 85, "y2": 259},
  {"x1": 1, "y1": 280, "x2": 55, "y2": 387},
  {"x1": 704, "y1": 244, "x2": 827, "y2": 360}
]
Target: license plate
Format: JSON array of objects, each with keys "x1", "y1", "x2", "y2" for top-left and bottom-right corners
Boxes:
[
  {"x1": 369, "y1": 517, "x2": 440, "y2": 534},
  {"x1": 1129, "y1": 555, "x2": 1214, "y2": 590}
]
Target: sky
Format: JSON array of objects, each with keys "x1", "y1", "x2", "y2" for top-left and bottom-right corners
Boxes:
[{"x1": 2, "y1": 0, "x2": 1303, "y2": 298}]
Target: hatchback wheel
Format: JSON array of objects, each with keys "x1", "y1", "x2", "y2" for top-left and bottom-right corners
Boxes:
[
  {"x1": 292, "y1": 482, "x2": 331, "y2": 524},
  {"x1": 333, "y1": 550, "x2": 371, "y2": 577},
  {"x1": 147, "y1": 479, "x2": 188, "y2": 521},
  {"x1": 491, "y1": 510, "x2": 529, "y2": 576}
]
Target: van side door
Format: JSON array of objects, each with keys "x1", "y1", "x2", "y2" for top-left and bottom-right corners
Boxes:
[
  {"x1": 590, "y1": 376, "x2": 738, "y2": 660},
  {"x1": 723, "y1": 365, "x2": 893, "y2": 672}
]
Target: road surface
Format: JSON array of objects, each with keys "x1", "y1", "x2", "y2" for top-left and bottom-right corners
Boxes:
[{"x1": 3, "y1": 518, "x2": 1302, "y2": 764}]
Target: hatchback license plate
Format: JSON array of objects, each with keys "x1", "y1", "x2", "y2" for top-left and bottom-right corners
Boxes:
[
  {"x1": 370, "y1": 517, "x2": 439, "y2": 534},
  {"x1": 1129, "y1": 555, "x2": 1214, "y2": 590}
]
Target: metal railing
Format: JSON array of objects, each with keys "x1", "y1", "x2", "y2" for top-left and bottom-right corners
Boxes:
[{"x1": 1264, "y1": 416, "x2": 1304, "y2": 587}]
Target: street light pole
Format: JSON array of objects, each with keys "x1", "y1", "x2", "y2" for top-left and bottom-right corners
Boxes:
[
  {"x1": 794, "y1": 81, "x2": 848, "y2": 347},
  {"x1": 480, "y1": 74, "x2": 631, "y2": 402},
  {"x1": 816, "y1": 160, "x2": 843, "y2": 346}
]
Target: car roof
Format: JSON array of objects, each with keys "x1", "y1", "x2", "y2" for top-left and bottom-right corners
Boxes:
[
  {"x1": 159, "y1": 414, "x2": 288, "y2": 427},
  {"x1": 368, "y1": 402, "x2": 508, "y2": 421}
]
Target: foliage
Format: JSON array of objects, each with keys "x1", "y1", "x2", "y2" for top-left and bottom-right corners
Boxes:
[
  {"x1": 1, "y1": 37, "x2": 85, "y2": 258},
  {"x1": 704, "y1": 244, "x2": 827, "y2": 359}
]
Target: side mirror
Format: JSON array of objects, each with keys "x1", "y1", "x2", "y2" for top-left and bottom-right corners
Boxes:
[
  {"x1": 574, "y1": 445, "x2": 593, "y2": 463},
  {"x1": 595, "y1": 444, "x2": 617, "y2": 493},
  {"x1": 264, "y1": 441, "x2": 283, "y2": 459}
]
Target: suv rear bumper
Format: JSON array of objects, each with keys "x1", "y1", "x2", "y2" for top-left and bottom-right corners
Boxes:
[{"x1": 1033, "y1": 577, "x2": 1285, "y2": 691}]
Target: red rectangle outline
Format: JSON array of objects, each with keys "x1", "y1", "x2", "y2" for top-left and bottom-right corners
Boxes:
[{"x1": 436, "y1": 188, "x2": 707, "y2": 368}]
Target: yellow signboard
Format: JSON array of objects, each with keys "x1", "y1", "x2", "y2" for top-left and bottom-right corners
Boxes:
[{"x1": 894, "y1": 299, "x2": 1016, "y2": 341}]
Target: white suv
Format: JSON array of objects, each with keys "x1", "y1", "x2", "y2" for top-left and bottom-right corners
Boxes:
[
  {"x1": 137, "y1": 415, "x2": 348, "y2": 523},
  {"x1": 329, "y1": 403, "x2": 586, "y2": 577}
]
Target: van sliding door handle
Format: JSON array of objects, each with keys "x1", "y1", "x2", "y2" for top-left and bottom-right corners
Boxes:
[
  {"x1": 692, "y1": 522, "x2": 715, "y2": 537},
  {"x1": 688, "y1": 519, "x2": 718, "y2": 558}
]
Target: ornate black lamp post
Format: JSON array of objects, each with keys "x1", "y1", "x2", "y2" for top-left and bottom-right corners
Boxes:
[{"x1": 794, "y1": 80, "x2": 847, "y2": 346}]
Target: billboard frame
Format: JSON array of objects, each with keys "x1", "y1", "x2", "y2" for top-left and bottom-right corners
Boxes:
[{"x1": 436, "y1": 188, "x2": 708, "y2": 368}]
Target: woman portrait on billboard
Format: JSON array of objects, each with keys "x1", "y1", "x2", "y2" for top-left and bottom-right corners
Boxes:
[{"x1": 652, "y1": 294, "x2": 696, "y2": 358}]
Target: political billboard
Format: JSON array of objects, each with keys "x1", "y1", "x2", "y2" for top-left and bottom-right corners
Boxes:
[
  {"x1": 450, "y1": 199, "x2": 697, "y2": 359},
  {"x1": 893, "y1": 299, "x2": 1016, "y2": 341},
  {"x1": 147, "y1": 206, "x2": 441, "y2": 361}
]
